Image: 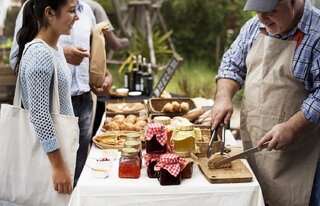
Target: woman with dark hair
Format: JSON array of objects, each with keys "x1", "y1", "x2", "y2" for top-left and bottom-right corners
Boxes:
[{"x1": 16, "y1": 0, "x2": 79, "y2": 194}]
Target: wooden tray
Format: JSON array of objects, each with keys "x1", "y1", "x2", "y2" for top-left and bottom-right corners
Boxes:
[
  {"x1": 105, "y1": 100, "x2": 147, "y2": 117},
  {"x1": 198, "y1": 157, "x2": 252, "y2": 183}
]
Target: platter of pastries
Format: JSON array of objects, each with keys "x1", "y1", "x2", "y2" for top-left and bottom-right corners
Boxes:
[
  {"x1": 102, "y1": 114, "x2": 148, "y2": 132},
  {"x1": 93, "y1": 131, "x2": 144, "y2": 150}
]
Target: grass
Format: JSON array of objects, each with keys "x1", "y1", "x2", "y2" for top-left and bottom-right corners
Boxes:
[{"x1": 107, "y1": 60, "x2": 243, "y2": 104}]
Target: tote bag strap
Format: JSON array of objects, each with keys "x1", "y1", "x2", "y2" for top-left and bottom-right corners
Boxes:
[{"x1": 13, "y1": 38, "x2": 60, "y2": 114}]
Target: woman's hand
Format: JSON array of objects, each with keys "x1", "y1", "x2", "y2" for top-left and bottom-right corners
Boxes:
[
  {"x1": 51, "y1": 162, "x2": 73, "y2": 194},
  {"x1": 47, "y1": 149, "x2": 72, "y2": 194}
]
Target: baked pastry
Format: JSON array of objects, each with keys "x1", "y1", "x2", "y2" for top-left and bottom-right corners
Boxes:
[
  {"x1": 137, "y1": 116, "x2": 148, "y2": 122},
  {"x1": 161, "y1": 102, "x2": 173, "y2": 112},
  {"x1": 172, "y1": 101, "x2": 181, "y2": 112},
  {"x1": 135, "y1": 120, "x2": 147, "y2": 129},
  {"x1": 113, "y1": 115, "x2": 125, "y2": 121},
  {"x1": 180, "y1": 102, "x2": 189, "y2": 111},
  {"x1": 207, "y1": 152, "x2": 231, "y2": 169},
  {"x1": 126, "y1": 115, "x2": 137, "y2": 124},
  {"x1": 182, "y1": 108, "x2": 205, "y2": 122}
]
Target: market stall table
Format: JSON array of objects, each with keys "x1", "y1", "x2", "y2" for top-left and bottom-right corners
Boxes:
[{"x1": 68, "y1": 114, "x2": 265, "y2": 206}]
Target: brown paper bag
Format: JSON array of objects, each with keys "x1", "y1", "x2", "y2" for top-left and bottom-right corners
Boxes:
[{"x1": 89, "y1": 21, "x2": 110, "y2": 87}]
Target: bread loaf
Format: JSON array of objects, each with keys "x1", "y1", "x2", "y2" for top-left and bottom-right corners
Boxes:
[
  {"x1": 207, "y1": 152, "x2": 231, "y2": 169},
  {"x1": 182, "y1": 108, "x2": 205, "y2": 122},
  {"x1": 161, "y1": 102, "x2": 174, "y2": 112}
]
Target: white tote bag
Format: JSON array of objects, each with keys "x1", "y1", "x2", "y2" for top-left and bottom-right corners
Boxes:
[{"x1": 0, "y1": 40, "x2": 79, "y2": 206}]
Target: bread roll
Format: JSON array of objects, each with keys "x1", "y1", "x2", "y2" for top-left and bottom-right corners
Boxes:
[
  {"x1": 161, "y1": 102, "x2": 173, "y2": 112},
  {"x1": 180, "y1": 102, "x2": 189, "y2": 111},
  {"x1": 126, "y1": 115, "x2": 137, "y2": 124},
  {"x1": 135, "y1": 120, "x2": 147, "y2": 129},
  {"x1": 172, "y1": 101, "x2": 181, "y2": 112},
  {"x1": 182, "y1": 108, "x2": 205, "y2": 122},
  {"x1": 114, "y1": 115, "x2": 125, "y2": 121},
  {"x1": 207, "y1": 152, "x2": 231, "y2": 169},
  {"x1": 137, "y1": 116, "x2": 148, "y2": 122}
]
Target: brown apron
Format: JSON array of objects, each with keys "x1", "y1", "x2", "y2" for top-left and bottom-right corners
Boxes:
[{"x1": 241, "y1": 29, "x2": 320, "y2": 206}]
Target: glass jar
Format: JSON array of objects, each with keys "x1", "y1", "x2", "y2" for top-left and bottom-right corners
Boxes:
[
  {"x1": 126, "y1": 133, "x2": 142, "y2": 152},
  {"x1": 145, "y1": 123, "x2": 167, "y2": 154},
  {"x1": 181, "y1": 161, "x2": 193, "y2": 179},
  {"x1": 154, "y1": 154, "x2": 186, "y2": 186},
  {"x1": 144, "y1": 153, "x2": 161, "y2": 178},
  {"x1": 118, "y1": 148, "x2": 140, "y2": 178},
  {"x1": 124, "y1": 140, "x2": 142, "y2": 167},
  {"x1": 173, "y1": 123, "x2": 196, "y2": 153}
]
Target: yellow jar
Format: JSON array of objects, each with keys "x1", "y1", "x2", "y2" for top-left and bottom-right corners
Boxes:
[{"x1": 172, "y1": 123, "x2": 196, "y2": 153}]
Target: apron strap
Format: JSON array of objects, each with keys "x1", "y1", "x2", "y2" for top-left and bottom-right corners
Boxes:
[{"x1": 260, "y1": 28, "x2": 304, "y2": 49}]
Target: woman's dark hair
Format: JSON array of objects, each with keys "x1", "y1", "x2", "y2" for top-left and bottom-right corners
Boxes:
[{"x1": 14, "y1": 0, "x2": 68, "y2": 72}]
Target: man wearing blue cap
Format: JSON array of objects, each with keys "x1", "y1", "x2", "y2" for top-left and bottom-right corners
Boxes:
[{"x1": 211, "y1": 0, "x2": 320, "y2": 205}]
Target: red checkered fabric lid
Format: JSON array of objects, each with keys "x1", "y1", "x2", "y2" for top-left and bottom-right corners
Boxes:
[
  {"x1": 143, "y1": 153, "x2": 162, "y2": 168},
  {"x1": 154, "y1": 153, "x2": 186, "y2": 177},
  {"x1": 145, "y1": 123, "x2": 167, "y2": 146}
]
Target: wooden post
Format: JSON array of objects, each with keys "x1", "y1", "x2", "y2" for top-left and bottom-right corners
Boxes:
[
  {"x1": 215, "y1": 35, "x2": 221, "y2": 67},
  {"x1": 145, "y1": 5, "x2": 156, "y2": 67}
]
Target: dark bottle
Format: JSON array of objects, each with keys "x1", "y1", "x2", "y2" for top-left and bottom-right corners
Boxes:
[
  {"x1": 141, "y1": 57, "x2": 148, "y2": 94},
  {"x1": 146, "y1": 63, "x2": 153, "y2": 96},
  {"x1": 124, "y1": 63, "x2": 130, "y2": 89},
  {"x1": 135, "y1": 55, "x2": 143, "y2": 91},
  {"x1": 132, "y1": 55, "x2": 138, "y2": 91},
  {"x1": 147, "y1": 160, "x2": 159, "y2": 178},
  {"x1": 159, "y1": 168, "x2": 181, "y2": 185},
  {"x1": 146, "y1": 134, "x2": 167, "y2": 154}
]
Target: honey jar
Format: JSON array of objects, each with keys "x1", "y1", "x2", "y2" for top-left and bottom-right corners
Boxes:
[
  {"x1": 118, "y1": 148, "x2": 140, "y2": 178},
  {"x1": 172, "y1": 123, "x2": 196, "y2": 154},
  {"x1": 145, "y1": 123, "x2": 167, "y2": 154}
]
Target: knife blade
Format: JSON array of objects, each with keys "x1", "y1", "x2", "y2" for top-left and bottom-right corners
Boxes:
[{"x1": 214, "y1": 141, "x2": 270, "y2": 168}]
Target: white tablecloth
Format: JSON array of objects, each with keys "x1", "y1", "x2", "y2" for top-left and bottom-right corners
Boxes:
[{"x1": 68, "y1": 115, "x2": 265, "y2": 206}]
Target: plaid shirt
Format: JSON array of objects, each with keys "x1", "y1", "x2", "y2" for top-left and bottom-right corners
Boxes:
[{"x1": 216, "y1": 0, "x2": 320, "y2": 125}]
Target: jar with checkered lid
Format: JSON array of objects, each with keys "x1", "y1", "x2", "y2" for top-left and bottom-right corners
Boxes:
[
  {"x1": 145, "y1": 123, "x2": 167, "y2": 154},
  {"x1": 172, "y1": 123, "x2": 201, "y2": 154},
  {"x1": 154, "y1": 154, "x2": 186, "y2": 185}
]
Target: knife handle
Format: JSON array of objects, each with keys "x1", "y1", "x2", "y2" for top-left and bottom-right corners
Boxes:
[{"x1": 258, "y1": 141, "x2": 270, "y2": 151}]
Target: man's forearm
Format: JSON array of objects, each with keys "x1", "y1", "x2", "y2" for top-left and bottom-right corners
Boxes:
[
  {"x1": 284, "y1": 110, "x2": 315, "y2": 135},
  {"x1": 215, "y1": 78, "x2": 240, "y2": 100}
]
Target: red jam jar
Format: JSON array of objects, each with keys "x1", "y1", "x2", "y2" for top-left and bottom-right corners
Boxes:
[
  {"x1": 154, "y1": 154, "x2": 186, "y2": 186},
  {"x1": 118, "y1": 148, "x2": 140, "y2": 178},
  {"x1": 145, "y1": 123, "x2": 167, "y2": 154},
  {"x1": 144, "y1": 153, "x2": 161, "y2": 178}
]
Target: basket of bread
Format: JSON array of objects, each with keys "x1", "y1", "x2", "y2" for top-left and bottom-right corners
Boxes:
[
  {"x1": 105, "y1": 100, "x2": 147, "y2": 117},
  {"x1": 148, "y1": 98, "x2": 197, "y2": 118}
]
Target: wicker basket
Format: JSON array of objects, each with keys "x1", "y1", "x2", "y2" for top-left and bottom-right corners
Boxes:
[{"x1": 148, "y1": 98, "x2": 196, "y2": 118}]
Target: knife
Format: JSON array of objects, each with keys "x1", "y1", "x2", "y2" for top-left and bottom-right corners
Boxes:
[{"x1": 214, "y1": 141, "x2": 270, "y2": 168}]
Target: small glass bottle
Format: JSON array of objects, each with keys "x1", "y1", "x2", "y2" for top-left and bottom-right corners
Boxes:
[
  {"x1": 146, "y1": 63, "x2": 153, "y2": 96},
  {"x1": 118, "y1": 148, "x2": 140, "y2": 178},
  {"x1": 145, "y1": 123, "x2": 167, "y2": 154},
  {"x1": 124, "y1": 140, "x2": 142, "y2": 167}
]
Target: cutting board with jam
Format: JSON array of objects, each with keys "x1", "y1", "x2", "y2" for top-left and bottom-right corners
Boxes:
[{"x1": 198, "y1": 157, "x2": 253, "y2": 183}]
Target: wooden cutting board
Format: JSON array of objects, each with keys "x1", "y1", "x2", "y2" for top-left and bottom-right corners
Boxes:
[{"x1": 198, "y1": 157, "x2": 253, "y2": 183}]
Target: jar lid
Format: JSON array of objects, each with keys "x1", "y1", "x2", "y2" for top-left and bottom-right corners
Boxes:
[
  {"x1": 154, "y1": 116, "x2": 171, "y2": 125},
  {"x1": 176, "y1": 123, "x2": 194, "y2": 131},
  {"x1": 124, "y1": 140, "x2": 140, "y2": 149},
  {"x1": 121, "y1": 147, "x2": 138, "y2": 156},
  {"x1": 126, "y1": 133, "x2": 140, "y2": 140}
]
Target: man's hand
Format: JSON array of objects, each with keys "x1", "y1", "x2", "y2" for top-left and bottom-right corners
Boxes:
[
  {"x1": 257, "y1": 110, "x2": 314, "y2": 151},
  {"x1": 210, "y1": 79, "x2": 240, "y2": 130},
  {"x1": 91, "y1": 74, "x2": 113, "y2": 96},
  {"x1": 257, "y1": 122, "x2": 295, "y2": 151},
  {"x1": 211, "y1": 97, "x2": 233, "y2": 130},
  {"x1": 63, "y1": 46, "x2": 90, "y2": 66}
]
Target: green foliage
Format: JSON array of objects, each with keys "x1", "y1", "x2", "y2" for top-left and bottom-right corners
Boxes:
[
  {"x1": 94, "y1": 0, "x2": 114, "y2": 12},
  {"x1": 161, "y1": 0, "x2": 254, "y2": 65}
]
